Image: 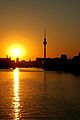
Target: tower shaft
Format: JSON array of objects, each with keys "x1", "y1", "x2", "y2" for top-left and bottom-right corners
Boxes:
[
  {"x1": 43, "y1": 30, "x2": 47, "y2": 59},
  {"x1": 44, "y1": 42, "x2": 47, "y2": 58}
]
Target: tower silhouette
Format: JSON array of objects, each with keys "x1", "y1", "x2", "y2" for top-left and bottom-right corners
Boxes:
[{"x1": 43, "y1": 28, "x2": 47, "y2": 59}]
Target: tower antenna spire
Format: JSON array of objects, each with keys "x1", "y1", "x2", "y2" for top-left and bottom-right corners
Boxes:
[{"x1": 44, "y1": 27, "x2": 46, "y2": 39}]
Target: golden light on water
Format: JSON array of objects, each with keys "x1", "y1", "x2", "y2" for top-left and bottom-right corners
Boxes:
[{"x1": 13, "y1": 68, "x2": 20, "y2": 120}]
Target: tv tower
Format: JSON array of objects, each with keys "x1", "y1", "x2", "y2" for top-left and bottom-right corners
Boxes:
[{"x1": 43, "y1": 28, "x2": 47, "y2": 59}]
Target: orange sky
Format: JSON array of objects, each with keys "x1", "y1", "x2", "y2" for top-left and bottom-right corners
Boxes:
[{"x1": 0, "y1": 0, "x2": 80, "y2": 60}]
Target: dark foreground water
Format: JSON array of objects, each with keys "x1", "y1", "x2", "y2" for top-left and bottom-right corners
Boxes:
[{"x1": 0, "y1": 68, "x2": 80, "y2": 120}]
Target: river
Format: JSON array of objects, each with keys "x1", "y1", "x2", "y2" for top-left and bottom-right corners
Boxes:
[{"x1": 0, "y1": 68, "x2": 80, "y2": 120}]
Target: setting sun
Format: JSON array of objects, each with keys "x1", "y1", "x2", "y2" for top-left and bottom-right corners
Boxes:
[
  {"x1": 11, "y1": 48, "x2": 22, "y2": 57},
  {"x1": 7, "y1": 45, "x2": 26, "y2": 59}
]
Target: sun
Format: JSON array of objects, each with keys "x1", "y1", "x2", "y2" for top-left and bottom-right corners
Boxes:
[
  {"x1": 7, "y1": 45, "x2": 25, "y2": 59},
  {"x1": 11, "y1": 48, "x2": 22, "y2": 57}
]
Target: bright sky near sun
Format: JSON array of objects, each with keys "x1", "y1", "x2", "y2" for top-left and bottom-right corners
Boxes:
[
  {"x1": 0, "y1": 0, "x2": 80, "y2": 60},
  {"x1": 7, "y1": 45, "x2": 26, "y2": 59}
]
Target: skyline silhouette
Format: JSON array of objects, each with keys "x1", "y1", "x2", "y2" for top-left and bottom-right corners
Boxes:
[
  {"x1": 0, "y1": 52, "x2": 80, "y2": 74},
  {"x1": 0, "y1": 27, "x2": 80, "y2": 74}
]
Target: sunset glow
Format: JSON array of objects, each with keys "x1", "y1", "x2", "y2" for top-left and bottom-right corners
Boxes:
[
  {"x1": 7, "y1": 45, "x2": 25, "y2": 59},
  {"x1": 0, "y1": 0, "x2": 80, "y2": 59}
]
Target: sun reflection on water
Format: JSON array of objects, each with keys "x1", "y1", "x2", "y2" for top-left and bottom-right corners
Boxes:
[{"x1": 13, "y1": 68, "x2": 20, "y2": 120}]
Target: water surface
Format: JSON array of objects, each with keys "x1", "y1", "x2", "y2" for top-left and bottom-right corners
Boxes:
[{"x1": 0, "y1": 68, "x2": 80, "y2": 120}]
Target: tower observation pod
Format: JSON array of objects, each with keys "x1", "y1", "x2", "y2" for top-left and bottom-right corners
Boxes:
[{"x1": 43, "y1": 29, "x2": 47, "y2": 59}]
